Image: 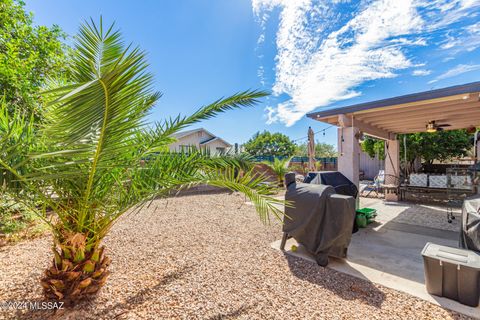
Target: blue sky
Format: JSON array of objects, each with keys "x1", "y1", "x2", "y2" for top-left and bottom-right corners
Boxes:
[{"x1": 26, "y1": 1, "x2": 480, "y2": 147}]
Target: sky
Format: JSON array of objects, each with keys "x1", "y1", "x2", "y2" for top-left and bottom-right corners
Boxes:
[{"x1": 25, "y1": 0, "x2": 480, "y2": 147}]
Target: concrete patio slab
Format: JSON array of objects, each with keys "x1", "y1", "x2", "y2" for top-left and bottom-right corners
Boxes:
[
  {"x1": 271, "y1": 223, "x2": 480, "y2": 319},
  {"x1": 359, "y1": 197, "x2": 462, "y2": 232}
]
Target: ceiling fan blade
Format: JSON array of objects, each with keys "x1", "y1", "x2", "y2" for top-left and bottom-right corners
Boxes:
[{"x1": 437, "y1": 124, "x2": 451, "y2": 127}]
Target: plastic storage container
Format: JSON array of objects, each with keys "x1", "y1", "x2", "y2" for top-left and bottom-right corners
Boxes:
[
  {"x1": 356, "y1": 208, "x2": 377, "y2": 225},
  {"x1": 422, "y1": 242, "x2": 480, "y2": 307},
  {"x1": 356, "y1": 208, "x2": 377, "y2": 218}
]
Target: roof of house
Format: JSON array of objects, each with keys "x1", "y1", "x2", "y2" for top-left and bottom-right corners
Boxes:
[
  {"x1": 172, "y1": 128, "x2": 232, "y2": 147},
  {"x1": 199, "y1": 136, "x2": 232, "y2": 147},
  {"x1": 307, "y1": 81, "x2": 480, "y2": 137},
  {"x1": 307, "y1": 81, "x2": 480, "y2": 119},
  {"x1": 171, "y1": 128, "x2": 206, "y2": 139}
]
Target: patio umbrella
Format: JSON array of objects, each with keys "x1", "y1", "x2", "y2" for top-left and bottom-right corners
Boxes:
[{"x1": 308, "y1": 126, "x2": 316, "y2": 171}]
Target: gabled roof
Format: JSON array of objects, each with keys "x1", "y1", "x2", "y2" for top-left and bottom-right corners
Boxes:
[
  {"x1": 199, "y1": 136, "x2": 232, "y2": 147},
  {"x1": 172, "y1": 127, "x2": 231, "y2": 147},
  {"x1": 171, "y1": 128, "x2": 207, "y2": 139}
]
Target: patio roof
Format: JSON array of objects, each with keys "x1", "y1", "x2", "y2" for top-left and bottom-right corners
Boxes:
[{"x1": 307, "y1": 81, "x2": 480, "y2": 139}]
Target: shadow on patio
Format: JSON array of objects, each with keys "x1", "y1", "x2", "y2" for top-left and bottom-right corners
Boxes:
[{"x1": 272, "y1": 197, "x2": 480, "y2": 318}]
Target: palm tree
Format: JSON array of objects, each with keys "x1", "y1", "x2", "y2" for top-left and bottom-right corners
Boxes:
[
  {"x1": 0, "y1": 18, "x2": 283, "y2": 303},
  {"x1": 0, "y1": 98, "x2": 36, "y2": 191},
  {"x1": 263, "y1": 157, "x2": 292, "y2": 187}
]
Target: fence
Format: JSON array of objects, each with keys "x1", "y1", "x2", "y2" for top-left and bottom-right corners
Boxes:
[
  {"x1": 252, "y1": 154, "x2": 383, "y2": 179},
  {"x1": 252, "y1": 156, "x2": 337, "y2": 171},
  {"x1": 359, "y1": 151, "x2": 383, "y2": 180},
  {"x1": 252, "y1": 155, "x2": 337, "y2": 164}
]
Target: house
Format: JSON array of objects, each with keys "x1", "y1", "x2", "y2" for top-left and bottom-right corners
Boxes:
[{"x1": 170, "y1": 128, "x2": 232, "y2": 154}]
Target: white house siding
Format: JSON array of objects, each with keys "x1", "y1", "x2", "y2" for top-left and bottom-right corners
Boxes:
[
  {"x1": 169, "y1": 131, "x2": 214, "y2": 151},
  {"x1": 169, "y1": 129, "x2": 230, "y2": 154},
  {"x1": 202, "y1": 139, "x2": 231, "y2": 154}
]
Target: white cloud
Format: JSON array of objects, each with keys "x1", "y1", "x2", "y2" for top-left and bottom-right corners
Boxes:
[
  {"x1": 467, "y1": 22, "x2": 480, "y2": 33},
  {"x1": 423, "y1": 0, "x2": 480, "y2": 29},
  {"x1": 254, "y1": 0, "x2": 422, "y2": 126},
  {"x1": 430, "y1": 64, "x2": 480, "y2": 83},
  {"x1": 390, "y1": 37, "x2": 427, "y2": 46},
  {"x1": 412, "y1": 69, "x2": 431, "y2": 76},
  {"x1": 253, "y1": 0, "x2": 480, "y2": 126},
  {"x1": 441, "y1": 22, "x2": 480, "y2": 53}
]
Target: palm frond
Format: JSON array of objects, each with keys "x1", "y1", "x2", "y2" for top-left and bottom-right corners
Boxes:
[
  {"x1": 0, "y1": 97, "x2": 36, "y2": 191},
  {"x1": 137, "y1": 90, "x2": 268, "y2": 156},
  {"x1": 128, "y1": 150, "x2": 285, "y2": 224},
  {"x1": 262, "y1": 156, "x2": 292, "y2": 185},
  {"x1": 193, "y1": 168, "x2": 285, "y2": 224},
  {"x1": 0, "y1": 18, "x2": 277, "y2": 244}
]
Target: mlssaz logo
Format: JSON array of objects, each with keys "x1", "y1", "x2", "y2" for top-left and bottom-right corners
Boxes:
[{"x1": 0, "y1": 300, "x2": 64, "y2": 310}]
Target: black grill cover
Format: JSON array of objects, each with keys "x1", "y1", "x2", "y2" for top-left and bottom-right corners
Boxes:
[
  {"x1": 460, "y1": 195, "x2": 480, "y2": 252},
  {"x1": 304, "y1": 171, "x2": 358, "y2": 198},
  {"x1": 284, "y1": 173, "x2": 356, "y2": 266}
]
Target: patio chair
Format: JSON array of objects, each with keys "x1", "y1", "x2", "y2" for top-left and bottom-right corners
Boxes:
[
  {"x1": 363, "y1": 170, "x2": 401, "y2": 198},
  {"x1": 382, "y1": 174, "x2": 401, "y2": 199},
  {"x1": 363, "y1": 170, "x2": 384, "y2": 197}
]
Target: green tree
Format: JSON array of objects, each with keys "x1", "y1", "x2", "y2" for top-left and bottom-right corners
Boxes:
[
  {"x1": 295, "y1": 141, "x2": 337, "y2": 158},
  {"x1": 361, "y1": 130, "x2": 472, "y2": 165},
  {"x1": 0, "y1": 19, "x2": 283, "y2": 303},
  {"x1": 244, "y1": 131, "x2": 296, "y2": 157},
  {"x1": 361, "y1": 136, "x2": 385, "y2": 160},
  {"x1": 0, "y1": 0, "x2": 70, "y2": 116}
]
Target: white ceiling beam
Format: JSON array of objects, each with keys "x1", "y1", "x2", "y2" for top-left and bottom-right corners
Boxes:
[
  {"x1": 382, "y1": 119, "x2": 480, "y2": 132},
  {"x1": 357, "y1": 101, "x2": 480, "y2": 123},
  {"x1": 354, "y1": 93, "x2": 479, "y2": 115},
  {"x1": 338, "y1": 114, "x2": 394, "y2": 140},
  {"x1": 369, "y1": 109, "x2": 480, "y2": 127}
]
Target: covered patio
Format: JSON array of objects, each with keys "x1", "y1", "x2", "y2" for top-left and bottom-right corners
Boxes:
[
  {"x1": 274, "y1": 82, "x2": 480, "y2": 318},
  {"x1": 307, "y1": 81, "x2": 480, "y2": 201}
]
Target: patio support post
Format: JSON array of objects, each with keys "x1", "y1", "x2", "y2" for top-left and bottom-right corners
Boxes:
[
  {"x1": 385, "y1": 139, "x2": 400, "y2": 201},
  {"x1": 476, "y1": 136, "x2": 480, "y2": 194},
  {"x1": 337, "y1": 126, "x2": 360, "y2": 189}
]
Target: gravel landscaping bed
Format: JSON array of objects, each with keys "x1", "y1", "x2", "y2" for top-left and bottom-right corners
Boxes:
[{"x1": 0, "y1": 192, "x2": 471, "y2": 319}]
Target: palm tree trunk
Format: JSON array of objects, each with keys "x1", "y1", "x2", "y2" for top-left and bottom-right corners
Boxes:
[{"x1": 41, "y1": 233, "x2": 110, "y2": 303}]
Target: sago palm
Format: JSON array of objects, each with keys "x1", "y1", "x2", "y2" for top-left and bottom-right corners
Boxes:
[
  {"x1": 263, "y1": 157, "x2": 292, "y2": 187},
  {"x1": 0, "y1": 18, "x2": 284, "y2": 303}
]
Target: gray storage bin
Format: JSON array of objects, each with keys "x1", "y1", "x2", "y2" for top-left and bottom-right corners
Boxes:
[{"x1": 422, "y1": 242, "x2": 480, "y2": 307}]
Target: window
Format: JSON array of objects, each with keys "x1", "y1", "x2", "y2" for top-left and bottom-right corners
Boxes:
[{"x1": 179, "y1": 145, "x2": 189, "y2": 152}]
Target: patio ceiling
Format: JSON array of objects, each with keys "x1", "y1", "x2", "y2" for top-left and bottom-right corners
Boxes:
[{"x1": 307, "y1": 81, "x2": 480, "y2": 139}]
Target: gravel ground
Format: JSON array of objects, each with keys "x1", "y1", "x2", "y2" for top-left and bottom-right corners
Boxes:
[{"x1": 0, "y1": 192, "x2": 471, "y2": 320}]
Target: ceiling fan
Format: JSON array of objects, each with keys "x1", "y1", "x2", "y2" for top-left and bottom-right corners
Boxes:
[{"x1": 426, "y1": 120, "x2": 451, "y2": 133}]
